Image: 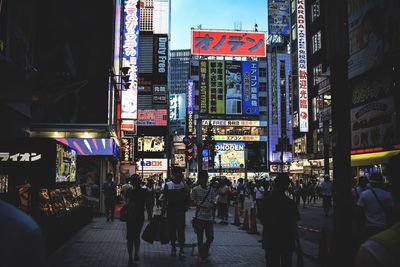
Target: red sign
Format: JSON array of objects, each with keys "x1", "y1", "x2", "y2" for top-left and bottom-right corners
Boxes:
[
  {"x1": 192, "y1": 30, "x2": 266, "y2": 57},
  {"x1": 137, "y1": 109, "x2": 167, "y2": 126}
]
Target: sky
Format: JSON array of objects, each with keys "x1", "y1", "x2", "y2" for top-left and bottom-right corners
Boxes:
[{"x1": 170, "y1": 0, "x2": 267, "y2": 50}]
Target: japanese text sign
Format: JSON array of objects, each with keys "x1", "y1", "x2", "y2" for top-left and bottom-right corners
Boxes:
[
  {"x1": 297, "y1": 0, "x2": 309, "y2": 132},
  {"x1": 137, "y1": 109, "x2": 167, "y2": 126},
  {"x1": 187, "y1": 80, "x2": 195, "y2": 133},
  {"x1": 192, "y1": 30, "x2": 266, "y2": 57},
  {"x1": 242, "y1": 61, "x2": 259, "y2": 115},
  {"x1": 208, "y1": 61, "x2": 225, "y2": 114},
  {"x1": 199, "y1": 60, "x2": 208, "y2": 114}
]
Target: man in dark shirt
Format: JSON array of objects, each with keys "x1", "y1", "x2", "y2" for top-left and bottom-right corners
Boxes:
[
  {"x1": 0, "y1": 200, "x2": 46, "y2": 267},
  {"x1": 262, "y1": 173, "x2": 300, "y2": 267},
  {"x1": 102, "y1": 173, "x2": 117, "y2": 222}
]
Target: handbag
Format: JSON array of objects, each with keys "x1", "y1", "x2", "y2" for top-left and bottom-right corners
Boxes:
[
  {"x1": 153, "y1": 214, "x2": 170, "y2": 244},
  {"x1": 192, "y1": 187, "x2": 211, "y2": 234},
  {"x1": 141, "y1": 221, "x2": 156, "y2": 244}
]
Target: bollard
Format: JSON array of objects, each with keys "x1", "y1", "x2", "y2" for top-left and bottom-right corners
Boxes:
[
  {"x1": 232, "y1": 204, "x2": 241, "y2": 226},
  {"x1": 247, "y1": 207, "x2": 259, "y2": 234},
  {"x1": 240, "y1": 209, "x2": 249, "y2": 231}
]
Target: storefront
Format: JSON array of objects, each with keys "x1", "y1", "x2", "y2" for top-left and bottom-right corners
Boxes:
[{"x1": 351, "y1": 149, "x2": 400, "y2": 178}]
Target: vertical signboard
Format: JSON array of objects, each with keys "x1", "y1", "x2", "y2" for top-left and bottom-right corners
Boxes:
[
  {"x1": 152, "y1": 84, "x2": 167, "y2": 104},
  {"x1": 153, "y1": 34, "x2": 168, "y2": 104},
  {"x1": 268, "y1": 0, "x2": 290, "y2": 35},
  {"x1": 225, "y1": 61, "x2": 242, "y2": 114},
  {"x1": 121, "y1": 138, "x2": 134, "y2": 163},
  {"x1": 187, "y1": 80, "x2": 195, "y2": 133},
  {"x1": 199, "y1": 60, "x2": 208, "y2": 114},
  {"x1": 208, "y1": 60, "x2": 225, "y2": 114},
  {"x1": 271, "y1": 53, "x2": 278, "y2": 123},
  {"x1": 113, "y1": 0, "x2": 122, "y2": 75},
  {"x1": 297, "y1": 0, "x2": 309, "y2": 132},
  {"x1": 242, "y1": 61, "x2": 259, "y2": 115},
  {"x1": 121, "y1": 0, "x2": 140, "y2": 120}
]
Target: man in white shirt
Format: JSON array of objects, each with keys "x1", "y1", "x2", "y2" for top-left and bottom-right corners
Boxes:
[
  {"x1": 320, "y1": 175, "x2": 333, "y2": 216},
  {"x1": 254, "y1": 180, "x2": 265, "y2": 219}
]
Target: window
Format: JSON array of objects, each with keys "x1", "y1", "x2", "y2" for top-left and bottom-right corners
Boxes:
[
  {"x1": 259, "y1": 97, "x2": 267, "y2": 106},
  {"x1": 259, "y1": 82, "x2": 267, "y2": 92},
  {"x1": 323, "y1": 92, "x2": 332, "y2": 107},
  {"x1": 291, "y1": 26, "x2": 297, "y2": 41},
  {"x1": 311, "y1": 0, "x2": 320, "y2": 22},
  {"x1": 313, "y1": 64, "x2": 323, "y2": 86},
  {"x1": 291, "y1": 0, "x2": 296, "y2": 14},
  {"x1": 259, "y1": 68, "x2": 267, "y2": 77},
  {"x1": 312, "y1": 31, "x2": 322, "y2": 54}
]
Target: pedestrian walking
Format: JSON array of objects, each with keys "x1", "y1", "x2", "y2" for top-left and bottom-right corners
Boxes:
[
  {"x1": 293, "y1": 180, "x2": 301, "y2": 206},
  {"x1": 356, "y1": 154, "x2": 400, "y2": 267},
  {"x1": 125, "y1": 174, "x2": 148, "y2": 264},
  {"x1": 254, "y1": 180, "x2": 265, "y2": 219},
  {"x1": 121, "y1": 177, "x2": 134, "y2": 203},
  {"x1": 162, "y1": 167, "x2": 191, "y2": 260},
  {"x1": 237, "y1": 178, "x2": 247, "y2": 216},
  {"x1": 102, "y1": 173, "x2": 117, "y2": 222},
  {"x1": 191, "y1": 170, "x2": 216, "y2": 263},
  {"x1": 261, "y1": 173, "x2": 300, "y2": 267},
  {"x1": 145, "y1": 179, "x2": 155, "y2": 221},
  {"x1": 299, "y1": 179, "x2": 307, "y2": 208},
  {"x1": 217, "y1": 178, "x2": 229, "y2": 224},
  {"x1": 320, "y1": 175, "x2": 333, "y2": 216}
]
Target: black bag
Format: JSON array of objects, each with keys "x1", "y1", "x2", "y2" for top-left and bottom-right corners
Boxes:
[
  {"x1": 153, "y1": 214, "x2": 169, "y2": 244},
  {"x1": 192, "y1": 187, "x2": 212, "y2": 234},
  {"x1": 141, "y1": 221, "x2": 156, "y2": 244}
]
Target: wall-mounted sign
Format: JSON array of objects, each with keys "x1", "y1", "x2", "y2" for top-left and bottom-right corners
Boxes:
[
  {"x1": 192, "y1": 30, "x2": 266, "y2": 57},
  {"x1": 297, "y1": 0, "x2": 309, "y2": 132},
  {"x1": 212, "y1": 135, "x2": 268, "y2": 142},
  {"x1": 170, "y1": 94, "x2": 186, "y2": 121},
  {"x1": 121, "y1": 120, "x2": 136, "y2": 132},
  {"x1": 137, "y1": 109, "x2": 167, "y2": 126},
  {"x1": 199, "y1": 60, "x2": 208, "y2": 114},
  {"x1": 208, "y1": 60, "x2": 225, "y2": 114},
  {"x1": 270, "y1": 164, "x2": 289, "y2": 173},
  {"x1": 138, "y1": 74, "x2": 152, "y2": 92},
  {"x1": 56, "y1": 138, "x2": 119, "y2": 157},
  {"x1": 152, "y1": 84, "x2": 167, "y2": 104},
  {"x1": 268, "y1": 0, "x2": 290, "y2": 35},
  {"x1": 201, "y1": 119, "x2": 263, "y2": 127},
  {"x1": 121, "y1": 138, "x2": 134, "y2": 163},
  {"x1": 136, "y1": 158, "x2": 168, "y2": 171},
  {"x1": 56, "y1": 144, "x2": 77, "y2": 183},
  {"x1": 138, "y1": 136, "x2": 165, "y2": 152},
  {"x1": 215, "y1": 142, "x2": 245, "y2": 169},
  {"x1": 153, "y1": 34, "x2": 168, "y2": 84},
  {"x1": 242, "y1": 61, "x2": 259, "y2": 115},
  {"x1": 121, "y1": 0, "x2": 140, "y2": 120},
  {"x1": 225, "y1": 61, "x2": 242, "y2": 114},
  {"x1": 187, "y1": 80, "x2": 195, "y2": 133},
  {"x1": 174, "y1": 153, "x2": 186, "y2": 168}
]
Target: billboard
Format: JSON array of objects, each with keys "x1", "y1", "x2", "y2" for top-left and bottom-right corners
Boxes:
[
  {"x1": 138, "y1": 136, "x2": 165, "y2": 152},
  {"x1": 199, "y1": 60, "x2": 208, "y2": 114},
  {"x1": 192, "y1": 30, "x2": 266, "y2": 57},
  {"x1": 215, "y1": 142, "x2": 245, "y2": 169},
  {"x1": 170, "y1": 93, "x2": 186, "y2": 121},
  {"x1": 113, "y1": 0, "x2": 122, "y2": 75},
  {"x1": 225, "y1": 61, "x2": 243, "y2": 114},
  {"x1": 297, "y1": 0, "x2": 309, "y2": 132},
  {"x1": 268, "y1": 0, "x2": 290, "y2": 35},
  {"x1": 348, "y1": 0, "x2": 400, "y2": 79},
  {"x1": 187, "y1": 80, "x2": 195, "y2": 133},
  {"x1": 208, "y1": 60, "x2": 225, "y2": 114},
  {"x1": 121, "y1": 138, "x2": 134, "y2": 163},
  {"x1": 121, "y1": 0, "x2": 140, "y2": 120},
  {"x1": 137, "y1": 158, "x2": 168, "y2": 171},
  {"x1": 55, "y1": 144, "x2": 77, "y2": 183},
  {"x1": 137, "y1": 109, "x2": 167, "y2": 126},
  {"x1": 242, "y1": 61, "x2": 259, "y2": 115}
]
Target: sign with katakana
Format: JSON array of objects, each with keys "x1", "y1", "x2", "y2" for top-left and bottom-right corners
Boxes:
[
  {"x1": 297, "y1": 0, "x2": 309, "y2": 132},
  {"x1": 242, "y1": 61, "x2": 259, "y2": 115},
  {"x1": 208, "y1": 60, "x2": 225, "y2": 114},
  {"x1": 199, "y1": 60, "x2": 208, "y2": 114},
  {"x1": 0, "y1": 152, "x2": 42, "y2": 162},
  {"x1": 192, "y1": 30, "x2": 266, "y2": 57}
]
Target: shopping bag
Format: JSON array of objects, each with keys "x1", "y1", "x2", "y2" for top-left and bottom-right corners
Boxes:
[
  {"x1": 141, "y1": 221, "x2": 156, "y2": 244},
  {"x1": 153, "y1": 214, "x2": 169, "y2": 244}
]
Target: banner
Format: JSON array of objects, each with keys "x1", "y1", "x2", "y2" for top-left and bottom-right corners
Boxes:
[
  {"x1": 199, "y1": 60, "x2": 208, "y2": 114},
  {"x1": 242, "y1": 61, "x2": 259, "y2": 115},
  {"x1": 192, "y1": 30, "x2": 266, "y2": 57},
  {"x1": 121, "y1": 0, "x2": 140, "y2": 120},
  {"x1": 208, "y1": 60, "x2": 225, "y2": 114},
  {"x1": 225, "y1": 61, "x2": 242, "y2": 114},
  {"x1": 297, "y1": 0, "x2": 309, "y2": 132},
  {"x1": 169, "y1": 94, "x2": 186, "y2": 121},
  {"x1": 268, "y1": 0, "x2": 290, "y2": 35},
  {"x1": 152, "y1": 34, "x2": 168, "y2": 84},
  {"x1": 187, "y1": 80, "x2": 195, "y2": 133},
  {"x1": 271, "y1": 53, "x2": 278, "y2": 123},
  {"x1": 215, "y1": 142, "x2": 245, "y2": 169}
]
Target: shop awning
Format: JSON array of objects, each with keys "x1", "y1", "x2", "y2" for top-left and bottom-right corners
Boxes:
[{"x1": 351, "y1": 150, "x2": 400, "y2": 167}]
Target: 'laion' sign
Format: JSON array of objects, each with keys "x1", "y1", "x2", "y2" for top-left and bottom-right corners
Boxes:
[{"x1": 297, "y1": 0, "x2": 308, "y2": 132}]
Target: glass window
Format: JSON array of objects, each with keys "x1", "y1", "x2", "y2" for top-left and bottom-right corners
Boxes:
[
  {"x1": 312, "y1": 31, "x2": 322, "y2": 54},
  {"x1": 259, "y1": 68, "x2": 267, "y2": 77},
  {"x1": 311, "y1": 0, "x2": 320, "y2": 22},
  {"x1": 313, "y1": 64, "x2": 323, "y2": 86}
]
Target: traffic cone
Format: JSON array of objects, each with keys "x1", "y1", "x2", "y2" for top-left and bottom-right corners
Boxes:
[
  {"x1": 232, "y1": 204, "x2": 241, "y2": 226},
  {"x1": 240, "y1": 209, "x2": 250, "y2": 231},
  {"x1": 247, "y1": 207, "x2": 259, "y2": 234}
]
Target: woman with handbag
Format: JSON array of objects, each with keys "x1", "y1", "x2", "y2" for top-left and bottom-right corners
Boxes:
[{"x1": 124, "y1": 174, "x2": 148, "y2": 265}]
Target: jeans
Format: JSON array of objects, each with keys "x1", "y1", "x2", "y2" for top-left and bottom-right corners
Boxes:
[
  {"x1": 167, "y1": 210, "x2": 186, "y2": 250},
  {"x1": 196, "y1": 219, "x2": 214, "y2": 258}
]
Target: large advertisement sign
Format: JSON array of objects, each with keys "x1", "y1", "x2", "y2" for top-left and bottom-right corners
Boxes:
[
  {"x1": 268, "y1": 0, "x2": 290, "y2": 35},
  {"x1": 208, "y1": 61, "x2": 225, "y2": 114},
  {"x1": 192, "y1": 30, "x2": 266, "y2": 57},
  {"x1": 215, "y1": 142, "x2": 245, "y2": 169},
  {"x1": 271, "y1": 53, "x2": 278, "y2": 123},
  {"x1": 153, "y1": 34, "x2": 168, "y2": 84},
  {"x1": 170, "y1": 94, "x2": 186, "y2": 121},
  {"x1": 138, "y1": 136, "x2": 165, "y2": 152},
  {"x1": 199, "y1": 60, "x2": 208, "y2": 114},
  {"x1": 137, "y1": 109, "x2": 167, "y2": 126},
  {"x1": 351, "y1": 97, "x2": 397, "y2": 149},
  {"x1": 348, "y1": 0, "x2": 400, "y2": 79},
  {"x1": 56, "y1": 138, "x2": 119, "y2": 156},
  {"x1": 225, "y1": 61, "x2": 242, "y2": 114},
  {"x1": 113, "y1": 0, "x2": 122, "y2": 75},
  {"x1": 121, "y1": 0, "x2": 140, "y2": 120},
  {"x1": 187, "y1": 80, "x2": 195, "y2": 133},
  {"x1": 137, "y1": 158, "x2": 168, "y2": 171},
  {"x1": 297, "y1": 0, "x2": 309, "y2": 132},
  {"x1": 242, "y1": 61, "x2": 259, "y2": 115},
  {"x1": 56, "y1": 144, "x2": 77, "y2": 183},
  {"x1": 152, "y1": 84, "x2": 167, "y2": 104}
]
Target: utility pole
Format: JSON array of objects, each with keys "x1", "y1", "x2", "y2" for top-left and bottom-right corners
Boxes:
[{"x1": 326, "y1": 0, "x2": 352, "y2": 265}]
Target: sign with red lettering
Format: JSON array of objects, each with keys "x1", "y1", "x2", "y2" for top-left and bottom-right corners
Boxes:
[
  {"x1": 192, "y1": 30, "x2": 266, "y2": 57},
  {"x1": 136, "y1": 158, "x2": 168, "y2": 171}
]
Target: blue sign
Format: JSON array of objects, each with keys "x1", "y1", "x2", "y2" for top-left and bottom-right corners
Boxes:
[{"x1": 242, "y1": 61, "x2": 259, "y2": 115}]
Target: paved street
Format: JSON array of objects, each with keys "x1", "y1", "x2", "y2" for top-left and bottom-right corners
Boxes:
[{"x1": 47, "y1": 206, "x2": 319, "y2": 267}]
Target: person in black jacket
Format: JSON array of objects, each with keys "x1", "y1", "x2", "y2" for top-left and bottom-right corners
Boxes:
[{"x1": 125, "y1": 174, "x2": 148, "y2": 264}]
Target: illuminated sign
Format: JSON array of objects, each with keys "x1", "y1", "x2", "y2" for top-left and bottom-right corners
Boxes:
[
  {"x1": 121, "y1": 0, "x2": 140, "y2": 120},
  {"x1": 201, "y1": 120, "x2": 264, "y2": 127},
  {"x1": 0, "y1": 152, "x2": 42, "y2": 162},
  {"x1": 225, "y1": 61, "x2": 242, "y2": 114},
  {"x1": 153, "y1": 84, "x2": 167, "y2": 104},
  {"x1": 187, "y1": 80, "x2": 195, "y2": 133},
  {"x1": 297, "y1": 0, "x2": 309, "y2": 132},
  {"x1": 174, "y1": 153, "x2": 186, "y2": 168},
  {"x1": 121, "y1": 138, "x2": 134, "y2": 163},
  {"x1": 215, "y1": 142, "x2": 245, "y2": 169},
  {"x1": 192, "y1": 30, "x2": 266, "y2": 57},
  {"x1": 136, "y1": 158, "x2": 168, "y2": 171},
  {"x1": 138, "y1": 136, "x2": 165, "y2": 152},
  {"x1": 56, "y1": 138, "x2": 119, "y2": 156},
  {"x1": 56, "y1": 144, "x2": 77, "y2": 183},
  {"x1": 199, "y1": 60, "x2": 208, "y2": 113},
  {"x1": 121, "y1": 120, "x2": 136, "y2": 132},
  {"x1": 137, "y1": 109, "x2": 167, "y2": 126},
  {"x1": 208, "y1": 60, "x2": 225, "y2": 114},
  {"x1": 268, "y1": 0, "x2": 290, "y2": 35},
  {"x1": 213, "y1": 135, "x2": 268, "y2": 142},
  {"x1": 170, "y1": 94, "x2": 186, "y2": 121},
  {"x1": 153, "y1": 35, "x2": 168, "y2": 83},
  {"x1": 242, "y1": 61, "x2": 259, "y2": 115}
]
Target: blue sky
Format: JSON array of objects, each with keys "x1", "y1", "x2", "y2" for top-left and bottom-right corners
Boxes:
[{"x1": 170, "y1": 0, "x2": 267, "y2": 50}]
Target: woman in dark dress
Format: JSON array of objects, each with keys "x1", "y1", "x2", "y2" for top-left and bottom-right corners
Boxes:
[{"x1": 125, "y1": 174, "x2": 147, "y2": 264}]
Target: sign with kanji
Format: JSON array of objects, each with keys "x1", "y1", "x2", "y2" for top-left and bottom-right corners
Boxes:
[
  {"x1": 208, "y1": 60, "x2": 225, "y2": 114},
  {"x1": 242, "y1": 61, "x2": 259, "y2": 115},
  {"x1": 192, "y1": 30, "x2": 266, "y2": 57},
  {"x1": 199, "y1": 60, "x2": 208, "y2": 114},
  {"x1": 297, "y1": 0, "x2": 309, "y2": 132}
]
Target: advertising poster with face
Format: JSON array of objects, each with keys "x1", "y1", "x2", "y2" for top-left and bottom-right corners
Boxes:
[{"x1": 215, "y1": 142, "x2": 245, "y2": 169}]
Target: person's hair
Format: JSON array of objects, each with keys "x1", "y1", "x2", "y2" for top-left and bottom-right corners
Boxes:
[
  {"x1": 238, "y1": 178, "x2": 244, "y2": 183},
  {"x1": 198, "y1": 170, "x2": 209, "y2": 181},
  {"x1": 274, "y1": 173, "x2": 290, "y2": 192}
]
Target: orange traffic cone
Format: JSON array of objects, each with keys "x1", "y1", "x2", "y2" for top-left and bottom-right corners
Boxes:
[
  {"x1": 232, "y1": 204, "x2": 241, "y2": 226},
  {"x1": 247, "y1": 207, "x2": 259, "y2": 234},
  {"x1": 240, "y1": 209, "x2": 249, "y2": 231}
]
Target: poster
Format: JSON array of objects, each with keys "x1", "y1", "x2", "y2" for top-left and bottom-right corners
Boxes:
[
  {"x1": 208, "y1": 60, "x2": 225, "y2": 114},
  {"x1": 55, "y1": 144, "x2": 77, "y2": 183},
  {"x1": 138, "y1": 136, "x2": 165, "y2": 152},
  {"x1": 242, "y1": 61, "x2": 259, "y2": 115},
  {"x1": 225, "y1": 61, "x2": 242, "y2": 114},
  {"x1": 215, "y1": 142, "x2": 245, "y2": 169},
  {"x1": 268, "y1": 0, "x2": 290, "y2": 35}
]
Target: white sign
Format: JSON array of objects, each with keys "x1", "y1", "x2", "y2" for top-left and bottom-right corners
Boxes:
[
  {"x1": 201, "y1": 120, "x2": 262, "y2": 127},
  {"x1": 297, "y1": 0, "x2": 309, "y2": 132},
  {"x1": 136, "y1": 158, "x2": 168, "y2": 171},
  {"x1": 0, "y1": 152, "x2": 42, "y2": 162}
]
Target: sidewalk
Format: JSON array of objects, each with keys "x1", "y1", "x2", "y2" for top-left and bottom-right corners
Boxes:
[{"x1": 48, "y1": 208, "x2": 318, "y2": 267}]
